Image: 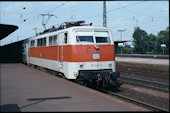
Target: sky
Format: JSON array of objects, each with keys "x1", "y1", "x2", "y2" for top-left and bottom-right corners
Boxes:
[{"x1": 0, "y1": 1, "x2": 169, "y2": 46}]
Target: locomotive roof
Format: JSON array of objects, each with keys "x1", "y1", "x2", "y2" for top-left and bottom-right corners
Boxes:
[
  {"x1": 46, "y1": 25, "x2": 110, "y2": 33},
  {"x1": 29, "y1": 26, "x2": 111, "y2": 40},
  {"x1": 68, "y1": 26, "x2": 110, "y2": 30}
]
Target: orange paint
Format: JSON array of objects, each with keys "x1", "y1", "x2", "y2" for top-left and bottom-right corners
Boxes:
[
  {"x1": 29, "y1": 46, "x2": 58, "y2": 60},
  {"x1": 29, "y1": 44, "x2": 115, "y2": 62}
]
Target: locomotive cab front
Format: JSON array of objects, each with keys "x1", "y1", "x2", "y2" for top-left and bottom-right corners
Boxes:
[{"x1": 71, "y1": 27, "x2": 121, "y2": 90}]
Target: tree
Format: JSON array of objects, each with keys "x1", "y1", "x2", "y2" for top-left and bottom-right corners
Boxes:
[
  {"x1": 147, "y1": 34, "x2": 157, "y2": 54},
  {"x1": 156, "y1": 27, "x2": 169, "y2": 54},
  {"x1": 132, "y1": 27, "x2": 148, "y2": 54}
]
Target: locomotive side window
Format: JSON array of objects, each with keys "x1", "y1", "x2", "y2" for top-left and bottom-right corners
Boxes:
[
  {"x1": 42, "y1": 38, "x2": 46, "y2": 46},
  {"x1": 30, "y1": 40, "x2": 35, "y2": 46},
  {"x1": 52, "y1": 36, "x2": 57, "y2": 45},
  {"x1": 64, "y1": 33, "x2": 67, "y2": 44},
  {"x1": 37, "y1": 39, "x2": 41, "y2": 46},
  {"x1": 38, "y1": 39, "x2": 42, "y2": 46},
  {"x1": 95, "y1": 31, "x2": 111, "y2": 43},
  {"x1": 76, "y1": 31, "x2": 94, "y2": 43},
  {"x1": 49, "y1": 35, "x2": 57, "y2": 45},
  {"x1": 49, "y1": 36, "x2": 52, "y2": 45},
  {"x1": 37, "y1": 38, "x2": 46, "y2": 46}
]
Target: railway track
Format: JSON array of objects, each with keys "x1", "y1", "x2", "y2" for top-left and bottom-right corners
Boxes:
[
  {"x1": 117, "y1": 67, "x2": 169, "y2": 79},
  {"x1": 100, "y1": 88, "x2": 169, "y2": 112},
  {"x1": 118, "y1": 75, "x2": 169, "y2": 92}
]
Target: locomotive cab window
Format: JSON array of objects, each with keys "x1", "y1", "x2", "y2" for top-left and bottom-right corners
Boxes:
[
  {"x1": 94, "y1": 31, "x2": 111, "y2": 43},
  {"x1": 76, "y1": 31, "x2": 94, "y2": 43},
  {"x1": 76, "y1": 36, "x2": 94, "y2": 43}
]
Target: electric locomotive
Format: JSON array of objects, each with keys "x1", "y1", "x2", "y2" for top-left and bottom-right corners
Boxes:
[{"x1": 23, "y1": 21, "x2": 121, "y2": 90}]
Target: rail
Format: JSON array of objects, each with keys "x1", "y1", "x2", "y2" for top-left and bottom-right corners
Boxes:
[
  {"x1": 115, "y1": 54, "x2": 169, "y2": 59},
  {"x1": 100, "y1": 88, "x2": 169, "y2": 112},
  {"x1": 118, "y1": 75, "x2": 169, "y2": 92},
  {"x1": 117, "y1": 67, "x2": 168, "y2": 79}
]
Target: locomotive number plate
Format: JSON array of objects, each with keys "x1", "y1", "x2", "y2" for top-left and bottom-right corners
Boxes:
[{"x1": 93, "y1": 53, "x2": 100, "y2": 59}]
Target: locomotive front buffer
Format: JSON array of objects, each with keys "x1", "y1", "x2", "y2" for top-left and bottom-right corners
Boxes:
[{"x1": 77, "y1": 70, "x2": 122, "y2": 90}]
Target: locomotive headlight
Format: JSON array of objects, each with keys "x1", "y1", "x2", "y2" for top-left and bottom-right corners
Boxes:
[
  {"x1": 80, "y1": 64, "x2": 84, "y2": 68},
  {"x1": 74, "y1": 72, "x2": 78, "y2": 77},
  {"x1": 94, "y1": 44, "x2": 99, "y2": 50},
  {"x1": 109, "y1": 63, "x2": 112, "y2": 67}
]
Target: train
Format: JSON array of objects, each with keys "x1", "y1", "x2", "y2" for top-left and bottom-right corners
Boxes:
[{"x1": 22, "y1": 20, "x2": 121, "y2": 90}]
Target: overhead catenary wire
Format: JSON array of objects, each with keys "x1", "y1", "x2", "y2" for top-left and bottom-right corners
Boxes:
[
  {"x1": 83, "y1": 1, "x2": 145, "y2": 21},
  {"x1": 12, "y1": 2, "x2": 70, "y2": 31},
  {"x1": 0, "y1": 1, "x2": 168, "y2": 45},
  {"x1": 0, "y1": 2, "x2": 70, "y2": 44}
]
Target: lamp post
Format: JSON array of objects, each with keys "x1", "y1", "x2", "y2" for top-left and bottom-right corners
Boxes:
[
  {"x1": 130, "y1": 45, "x2": 134, "y2": 53},
  {"x1": 117, "y1": 29, "x2": 126, "y2": 58},
  {"x1": 161, "y1": 44, "x2": 166, "y2": 55},
  {"x1": 161, "y1": 39, "x2": 166, "y2": 55}
]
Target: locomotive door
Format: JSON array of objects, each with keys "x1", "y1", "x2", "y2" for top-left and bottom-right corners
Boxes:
[{"x1": 57, "y1": 33, "x2": 65, "y2": 71}]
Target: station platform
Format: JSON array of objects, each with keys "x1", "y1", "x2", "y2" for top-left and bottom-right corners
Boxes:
[
  {"x1": 0, "y1": 63, "x2": 149, "y2": 112},
  {"x1": 116, "y1": 57, "x2": 169, "y2": 66}
]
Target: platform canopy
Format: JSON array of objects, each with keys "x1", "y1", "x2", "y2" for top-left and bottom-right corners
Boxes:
[{"x1": 0, "y1": 24, "x2": 18, "y2": 40}]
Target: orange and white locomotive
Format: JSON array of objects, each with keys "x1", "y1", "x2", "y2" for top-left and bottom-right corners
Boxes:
[{"x1": 23, "y1": 21, "x2": 121, "y2": 89}]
